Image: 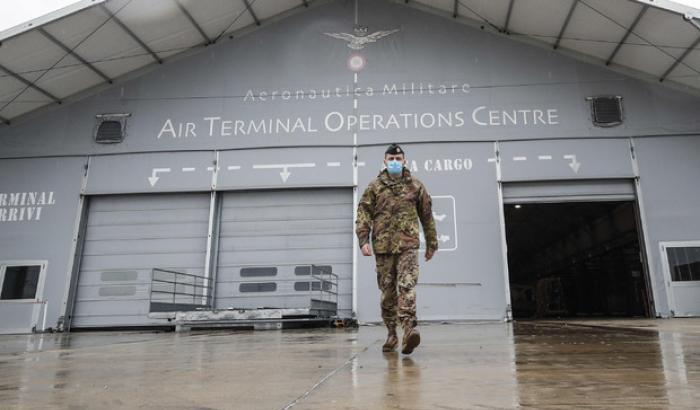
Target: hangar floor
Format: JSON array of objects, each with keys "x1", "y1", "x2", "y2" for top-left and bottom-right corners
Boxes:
[
  {"x1": 504, "y1": 201, "x2": 652, "y2": 319},
  {"x1": 1, "y1": 320, "x2": 698, "y2": 409}
]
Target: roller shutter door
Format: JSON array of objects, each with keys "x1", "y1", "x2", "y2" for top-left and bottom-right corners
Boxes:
[
  {"x1": 72, "y1": 193, "x2": 210, "y2": 327},
  {"x1": 215, "y1": 189, "x2": 353, "y2": 317},
  {"x1": 503, "y1": 179, "x2": 636, "y2": 204}
]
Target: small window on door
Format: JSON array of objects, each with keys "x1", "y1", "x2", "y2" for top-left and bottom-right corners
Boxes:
[
  {"x1": 666, "y1": 246, "x2": 700, "y2": 282},
  {"x1": 1, "y1": 265, "x2": 42, "y2": 300}
]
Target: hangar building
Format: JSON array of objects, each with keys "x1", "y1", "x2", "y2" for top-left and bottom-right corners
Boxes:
[{"x1": 0, "y1": 0, "x2": 699, "y2": 333}]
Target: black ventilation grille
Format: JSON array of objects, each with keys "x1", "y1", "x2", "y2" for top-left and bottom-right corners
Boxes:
[
  {"x1": 589, "y1": 96, "x2": 622, "y2": 127},
  {"x1": 94, "y1": 113, "x2": 130, "y2": 143},
  {"x1": 96, "y1": 121, "x2": 123, "y2": 143}
]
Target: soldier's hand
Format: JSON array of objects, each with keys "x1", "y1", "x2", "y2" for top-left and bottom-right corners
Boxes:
[
  {"x1": 361, "y1": 243, "x2": 372, "y2": 257},
  {"x1": 425, "y1": 248, "x2": 435, "y2": 261}
]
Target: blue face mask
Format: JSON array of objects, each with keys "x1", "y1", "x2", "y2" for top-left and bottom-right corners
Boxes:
[{"x1": 386, "y1": 160, "x2": 403, "y2": 175}]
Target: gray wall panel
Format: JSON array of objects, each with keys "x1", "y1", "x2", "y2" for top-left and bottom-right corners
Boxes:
[
  {"x1": 2, "y1": 1, "x2": 700, "y2": 158},
  {"x1": 634, "y1": 136, "x2": 700, "y2": 317},
  {"x1": 500, "y1": 139, "x2": 634, "y2": 182},
  {"x1": 0, "y1": 157, "x2": 85, "y2": 333},
  {"x1": 356, "y1": 142, "x2": 506, "y2": 322},
  {"x1": 217, "y1": 147, "x2": 354, "y2": 190},
  {"x1": 85, "y1": 152, "x2": 216, "y2": 194}
]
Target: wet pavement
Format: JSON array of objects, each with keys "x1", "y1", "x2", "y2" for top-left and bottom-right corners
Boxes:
[{"x1": 0, "y1": 320, "x2": 698, "y2": 409}]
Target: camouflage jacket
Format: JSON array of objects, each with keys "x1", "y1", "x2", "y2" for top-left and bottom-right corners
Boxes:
[{"x1": 356, "y1": 168, "x2": 438, "y2": 254}]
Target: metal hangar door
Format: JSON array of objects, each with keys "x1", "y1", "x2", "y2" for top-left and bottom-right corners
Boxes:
[
  {"x1": 71, "y1": 193, "x2": 211, "y2": 328},
  {"x1": 214, "y1": 188, "x2": 353, "y2": 317}
]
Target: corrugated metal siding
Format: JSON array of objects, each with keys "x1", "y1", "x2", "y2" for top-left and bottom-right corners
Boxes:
[
  {"x1": 72, "y1": 193, "x2": 210, "y2": 327},
  {"x1": 215, "y1": 189, "x2": 353, "y2": 317}
]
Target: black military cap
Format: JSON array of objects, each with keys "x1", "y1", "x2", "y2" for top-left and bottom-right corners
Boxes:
[{"x1": 385, "y1": 143, "x2": 404, "y2": 155}]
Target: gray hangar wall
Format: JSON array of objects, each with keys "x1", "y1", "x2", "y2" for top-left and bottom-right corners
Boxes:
[{"x1": 1, "y1": 0, "x2": 700, "y2": 330}]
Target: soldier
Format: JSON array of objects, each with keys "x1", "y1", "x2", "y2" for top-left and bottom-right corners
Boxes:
[{"x1": 356, "y1": 143, "x2": 438, "y2": 354}]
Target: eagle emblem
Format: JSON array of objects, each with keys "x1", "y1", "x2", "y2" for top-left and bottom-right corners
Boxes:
[{"x1": 324, "y1": 26, "x2": 400, "y2": 50}]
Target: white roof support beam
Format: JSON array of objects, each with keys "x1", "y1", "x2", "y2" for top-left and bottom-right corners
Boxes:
[
  {"x1": 243, "y1": 0, "x2": 261, "y2": 26},
  {"x1": 0, "y1": 63, "x2": 61, "y2": 103},
  {"x1": 37, "y1": 27, "x2": 113, "y2": 84},
  {"x1": 174, "y1": 0, "x2": 213, "y2": 45},
  {"x1": 503, "y1": 0, "x2": 515, "y2": 34},
  {"x1": 99, "y1": 4, "x2": 162, "y2": 64},
  {"x1": 0, "y1": 0, "x2": 107, "y2": 43},
  {"x1": 606, "y1": 5, "x2": 649, "y2": 66},
  {"x1": 553, "y1": 0, "x2": 579, "y2": 50},
  {"x1": 632, "y1": 0, "x2": 700, "y2": 19}
]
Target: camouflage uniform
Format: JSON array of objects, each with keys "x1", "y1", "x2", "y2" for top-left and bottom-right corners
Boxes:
[{"x1": 356, "y1": 168, "x2": 438, "y2": 330}]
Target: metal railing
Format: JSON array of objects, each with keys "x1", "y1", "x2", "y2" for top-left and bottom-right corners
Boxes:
[
  {"x1": 309, "y1": 264, "x2": 339, "y2": 318},
  {"x1": 149, "y1": 268, "x2": 212, "y2": 312}
]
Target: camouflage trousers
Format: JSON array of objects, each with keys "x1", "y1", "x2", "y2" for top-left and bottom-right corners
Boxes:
[{"x1": 375, "y1": 249, "x2": 419, "y2": 330}]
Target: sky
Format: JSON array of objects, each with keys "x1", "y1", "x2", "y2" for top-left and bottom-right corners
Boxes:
[
  {"x1": 675, "y1": 0, "x2": 700, "y2": 9},
  {"x1": 0, "y1": 0, "x2": 83, "y2": 33},
  {"x1": 1, "y1": 0, "x2": 700, "y2": 33},
  {"x1": 673, "y1": 0, "x2": 700, "y2": 7}
]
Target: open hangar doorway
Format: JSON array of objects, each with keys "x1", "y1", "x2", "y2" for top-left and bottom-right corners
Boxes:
[{"x1": 502, "y1": 180, "x2": 653, "y2": 319}]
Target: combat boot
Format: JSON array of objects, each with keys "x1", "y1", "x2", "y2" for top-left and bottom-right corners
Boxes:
[
  {"x1": 401, "y1": 320, "x2": 420, "y2": 354},
  {"x1": 382, "y1": 327, "x2": 398, "y2": 352}
]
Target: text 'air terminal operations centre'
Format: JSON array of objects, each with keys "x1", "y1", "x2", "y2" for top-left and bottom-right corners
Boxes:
[{"x1": 1, "y1": 0, "x2": 700, "y2": 334}]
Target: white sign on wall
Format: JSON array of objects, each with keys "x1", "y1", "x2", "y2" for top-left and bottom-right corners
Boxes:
[
  {"x1": 0, "y1": 192, "x2": 56, "y2": 222},
  {"x1": 155, "y1": 80, "x2": 561, "y2": 141}
]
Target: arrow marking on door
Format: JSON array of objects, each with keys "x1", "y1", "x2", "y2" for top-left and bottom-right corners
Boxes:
[
  {"x1": 148, "y1": 168, "x2": 171, "y2": 187},
  {"x1": 419, "y1": 234, "x2": 451, "y2": 243},
  {"x1": 433, "y1": 212, "x2": 447, "y2": 222},
  {"x1": 563, "y1": 154, "x2": 581, "y2": 173},
  {"x1": 253, "y1": 163, "x2": 316, "y2": 183}
]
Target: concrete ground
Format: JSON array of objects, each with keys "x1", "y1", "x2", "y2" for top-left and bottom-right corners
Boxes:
[{"x1": 0, "y1": 319, "x2": 699, "y2": 409}]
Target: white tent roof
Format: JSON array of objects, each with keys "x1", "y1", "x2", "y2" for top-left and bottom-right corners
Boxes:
[{"x1": 0, "y1": 0, "x2": 699, "y2": 125}]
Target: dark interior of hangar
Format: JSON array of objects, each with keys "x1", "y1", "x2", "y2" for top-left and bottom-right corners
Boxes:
[{"x1": 504, "y1": 201, "x2": 651, "y2": 319}]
